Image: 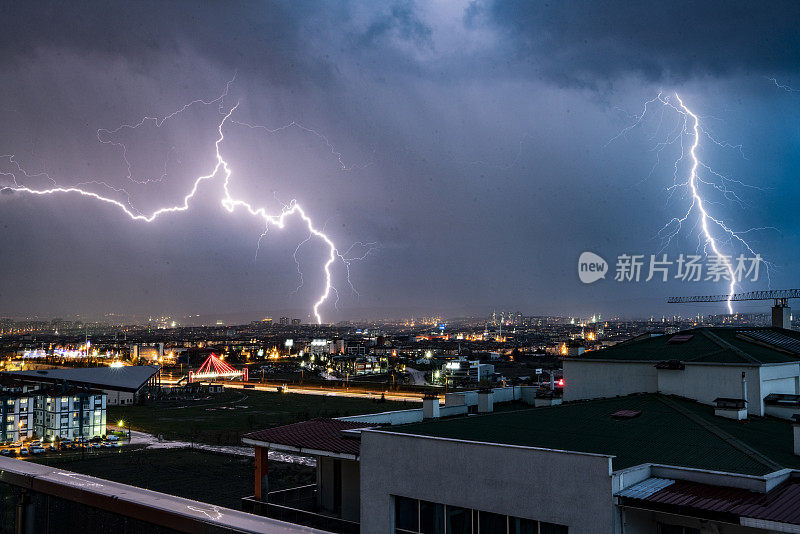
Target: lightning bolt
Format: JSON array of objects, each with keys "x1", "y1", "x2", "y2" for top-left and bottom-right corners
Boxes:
[
  {"x1": 0, "y1": 80, "x2": 373, "y2": 324},
  {"x1": 611, "y1": 92, "x2": 773, "y2": 313},
  {"x1": 767, "y1": 77, "x2": 800, "y2": 93}
]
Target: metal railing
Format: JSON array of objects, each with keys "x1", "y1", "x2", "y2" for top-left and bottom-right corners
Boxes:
[
  {"x1": 0, "y1": 456, "x2": 321, "y2": 534},
  {"x1": 243, "y1": 490, "x2": 360, "y2": 534},
  {"x1": 267, "y1": 483, "x2": 317, "y2": 508}
]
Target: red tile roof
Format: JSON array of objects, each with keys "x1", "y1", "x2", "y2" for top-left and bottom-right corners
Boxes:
[
  {"x1": 621, "y1": 478, "x2": 800, "y2": 526},
  {"x1": 242, "y1": 418, "x2": 379, "y2": 457}
]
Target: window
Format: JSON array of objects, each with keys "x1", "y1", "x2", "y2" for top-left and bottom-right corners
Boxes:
[
  {"x1": 393, "y1": 496, "x2": 567, "y2": 534},
  {"x1": 510, "y1": 517, "x2": 539, "y2": 534},
  {"x1": 395, "y1": 496, "x2": 419, "y2": 533},
  {"x1": 479, "y1": 511, "x2": 507, "y2": 533},
  {"x1": 540, "y1": 523, "x2": 569, "y2": 534},
  {"x1": 446, "y1": 506, "x2": 471, "y2": 534},
  {"x1": 419, "y1": 500, "x2": 444, "y2": 534},
  {"x1": 658, "y1": 524, "x2": 699, "y2": 534}
]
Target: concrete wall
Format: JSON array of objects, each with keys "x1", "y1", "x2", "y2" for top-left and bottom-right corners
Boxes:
[
  {"x1": 104, "y1": 389, "x2": 135, "y2": 406},
  {"x1": 438, "y1": 405, "x2": 468, "y2": 417},
  {"x1": 657, "y1": 364, "x2": 762, "y2": 415},
  {"x1": 565, "y1": 359, "x2": 800, "y2": 417},
  {"x1": 317, "y1": 457, "x2": 361, "y2": 522},
  {"x1": 765, "y1": 403, "x2": 800, "y2": 420},
  {"x1": 759, "y1": 363, "x2": 800, "y2": 415},
  {"x1": 360, "y1": 430, "x2": 614, "y2": 534},
  {"x1": 338, "y1": 409, "x2": 424, "y2": 425},
  {"x1": 340, "y1": 459, "x2": 360, "y2": 522},
  {"x1": 317, "y1": 456, "x2": 334, "y2": 513},
  {"x1": 520, "y1": 386, "x2": 538, "y2": 405},
  {"x1": 443, "y1": 386, "x2": 521, "y2": 407},
  {"x1": 492, "y1": 386, "x2": 516, "y2": 403},
  {"x1": 563, "y1": 360, "x2": 658, "y2": 401}
]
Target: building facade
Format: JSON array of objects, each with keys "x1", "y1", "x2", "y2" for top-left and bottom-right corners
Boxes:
[{"x1": 33, "y1": 387, "x2": 107, "y2": 440}]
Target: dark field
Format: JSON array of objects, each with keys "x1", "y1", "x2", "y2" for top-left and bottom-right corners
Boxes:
[{"x1": 108, "y1": 388, "x2": 410, "y2": 445}]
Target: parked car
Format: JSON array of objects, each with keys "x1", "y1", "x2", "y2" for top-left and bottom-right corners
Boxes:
[
  {"x1": 29, "y1": 446, "x2": 45, "y2": 455},
  {"x1": 19, "y1": 448, "x2": 28, "y2": 456},
  {"x1": 0, "y1": 449, "x2": 10, "y2": 456}
]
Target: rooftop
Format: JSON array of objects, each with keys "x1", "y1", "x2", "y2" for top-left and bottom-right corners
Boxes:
[
  {"x1": 7, "y1": 365, "x2": 161, "y2": 392},
  {"x1": 242, "y1": 418, "x2": 379, "y2": 459},
  {"x1": 387, "y1": 394, "x2": 800, "y2": 476},
  {"x1": 573, "y1": 327, "x2": 800, "y2": 365},
  {"x1": 619, "y1": 476, "x2": 800, "y2": 527}
]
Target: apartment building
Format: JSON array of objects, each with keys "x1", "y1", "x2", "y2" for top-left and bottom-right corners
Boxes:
[
  {"x1": 0, "y1": 376, "x2": 107, "y2": 442},
  {"x1": 33, "y1": 385, "x2": 107, "y2": 440}
]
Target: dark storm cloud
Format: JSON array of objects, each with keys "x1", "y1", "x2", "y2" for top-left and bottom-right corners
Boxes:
[
  {"x1": 0, "y1": 1, "x2": 797, "y2": 322},
  {"x1": 359, "y1": 2, "x2": 433, "y2": 49},
  {"x1": 0, "y1": 1, "x2": 318, "y2": 83},
  {"x1": 478, "y1": 0, "x2": 800, "y2": 85}
]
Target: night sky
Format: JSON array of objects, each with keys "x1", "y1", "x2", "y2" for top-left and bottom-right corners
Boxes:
[{"x1": 0, "y1": 1, "x2": 799, "y2": 323}]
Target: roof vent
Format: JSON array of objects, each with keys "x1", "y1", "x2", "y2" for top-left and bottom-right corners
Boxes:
[
  {"x1": 668, "y1": 334, "x2": 694, "y2": 344},
  {"x1": 611, "y1": 409, "x2": 642, "y2": 419}
]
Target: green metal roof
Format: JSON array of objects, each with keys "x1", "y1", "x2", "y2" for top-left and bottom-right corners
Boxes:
[
  {"x1": 576, "y1": 327, "x2": 800, "y2": 365},
  {"x1": 388, "y1": 394, "x2": 800, "y2": 476}
]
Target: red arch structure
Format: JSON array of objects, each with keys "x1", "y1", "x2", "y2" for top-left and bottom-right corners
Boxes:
[{"x1": 188, "y1": 353, "x2": 249, "y2": 383}]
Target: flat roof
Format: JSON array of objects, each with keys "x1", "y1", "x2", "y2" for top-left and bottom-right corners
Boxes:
[
  {"x1": 573, "y1": 327, "x2": 800, "y2": 365},
  {"x1": 7, "y1": 365, "x2": 160, "y2": 392},
  {"x1": 387, "y1": 394, "x2": 800, "y2": 476}
]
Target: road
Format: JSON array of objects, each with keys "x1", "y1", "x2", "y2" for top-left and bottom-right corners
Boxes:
[
  {"x1": 160, "y1": 375, "x2": 425, "y2": 403},
  {"x1": 128, "y1": 430, "x2": 316, "y2": 466}
]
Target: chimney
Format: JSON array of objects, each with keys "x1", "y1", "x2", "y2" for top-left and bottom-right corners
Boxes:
[
  {"x1": 478, "y1": 388, "x2": 494, "y2": 413},
  {"x1": 793, "y1": 414, "x2": 800, "y2": 456},
  {"x1": 422, "y1": 393, "x2": 440, "y2": 419},
  {"x1": 773, "y1": 300, "x2": 792, "y2": 329},
  {"x1": 741, "y1": 372, "x2": 748, "y2": 406}
]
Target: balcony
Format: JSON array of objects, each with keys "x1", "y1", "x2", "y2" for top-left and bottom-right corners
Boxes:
[{"x1": 242, "y1": 485, "x2": 360, "y2": 534}]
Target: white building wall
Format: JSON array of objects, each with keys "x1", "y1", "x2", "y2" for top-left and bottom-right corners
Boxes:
[
  {"x1": 563, "y1": 360, "x2": 658, "y2": 401},
  {"x1": 104, "y1": 389, "x2": 136, "y2": 406},
  {"x1": 657, "y1": 364, "x2": 762, "y2": 415},
  {"x1": 759, "y1": 363, "x2": 800, "y2": 415},
  {"x1": 360, "y1": 430, "x2": 615, "y2": 534}
]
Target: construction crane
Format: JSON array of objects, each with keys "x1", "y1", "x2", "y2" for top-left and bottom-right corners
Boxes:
[{"x1": 667, "y1": 289, "x2": 800, "y2": 329}]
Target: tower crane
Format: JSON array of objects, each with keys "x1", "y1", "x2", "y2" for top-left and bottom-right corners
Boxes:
[{"x1": 667, "y1": 289, "x2": 800, "y2": 329}]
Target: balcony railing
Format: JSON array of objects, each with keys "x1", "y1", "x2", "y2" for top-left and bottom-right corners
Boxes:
[
  {"x1": 268, "y1": 483, "x2": 317, "y2": 509},
  {"x1": 242, "y1": 486, "x2": 360, "y2": 534}
]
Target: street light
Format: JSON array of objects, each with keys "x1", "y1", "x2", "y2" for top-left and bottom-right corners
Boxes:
[{"x1": 118, "y1": 419, "x2": 130, "y2": 439}]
